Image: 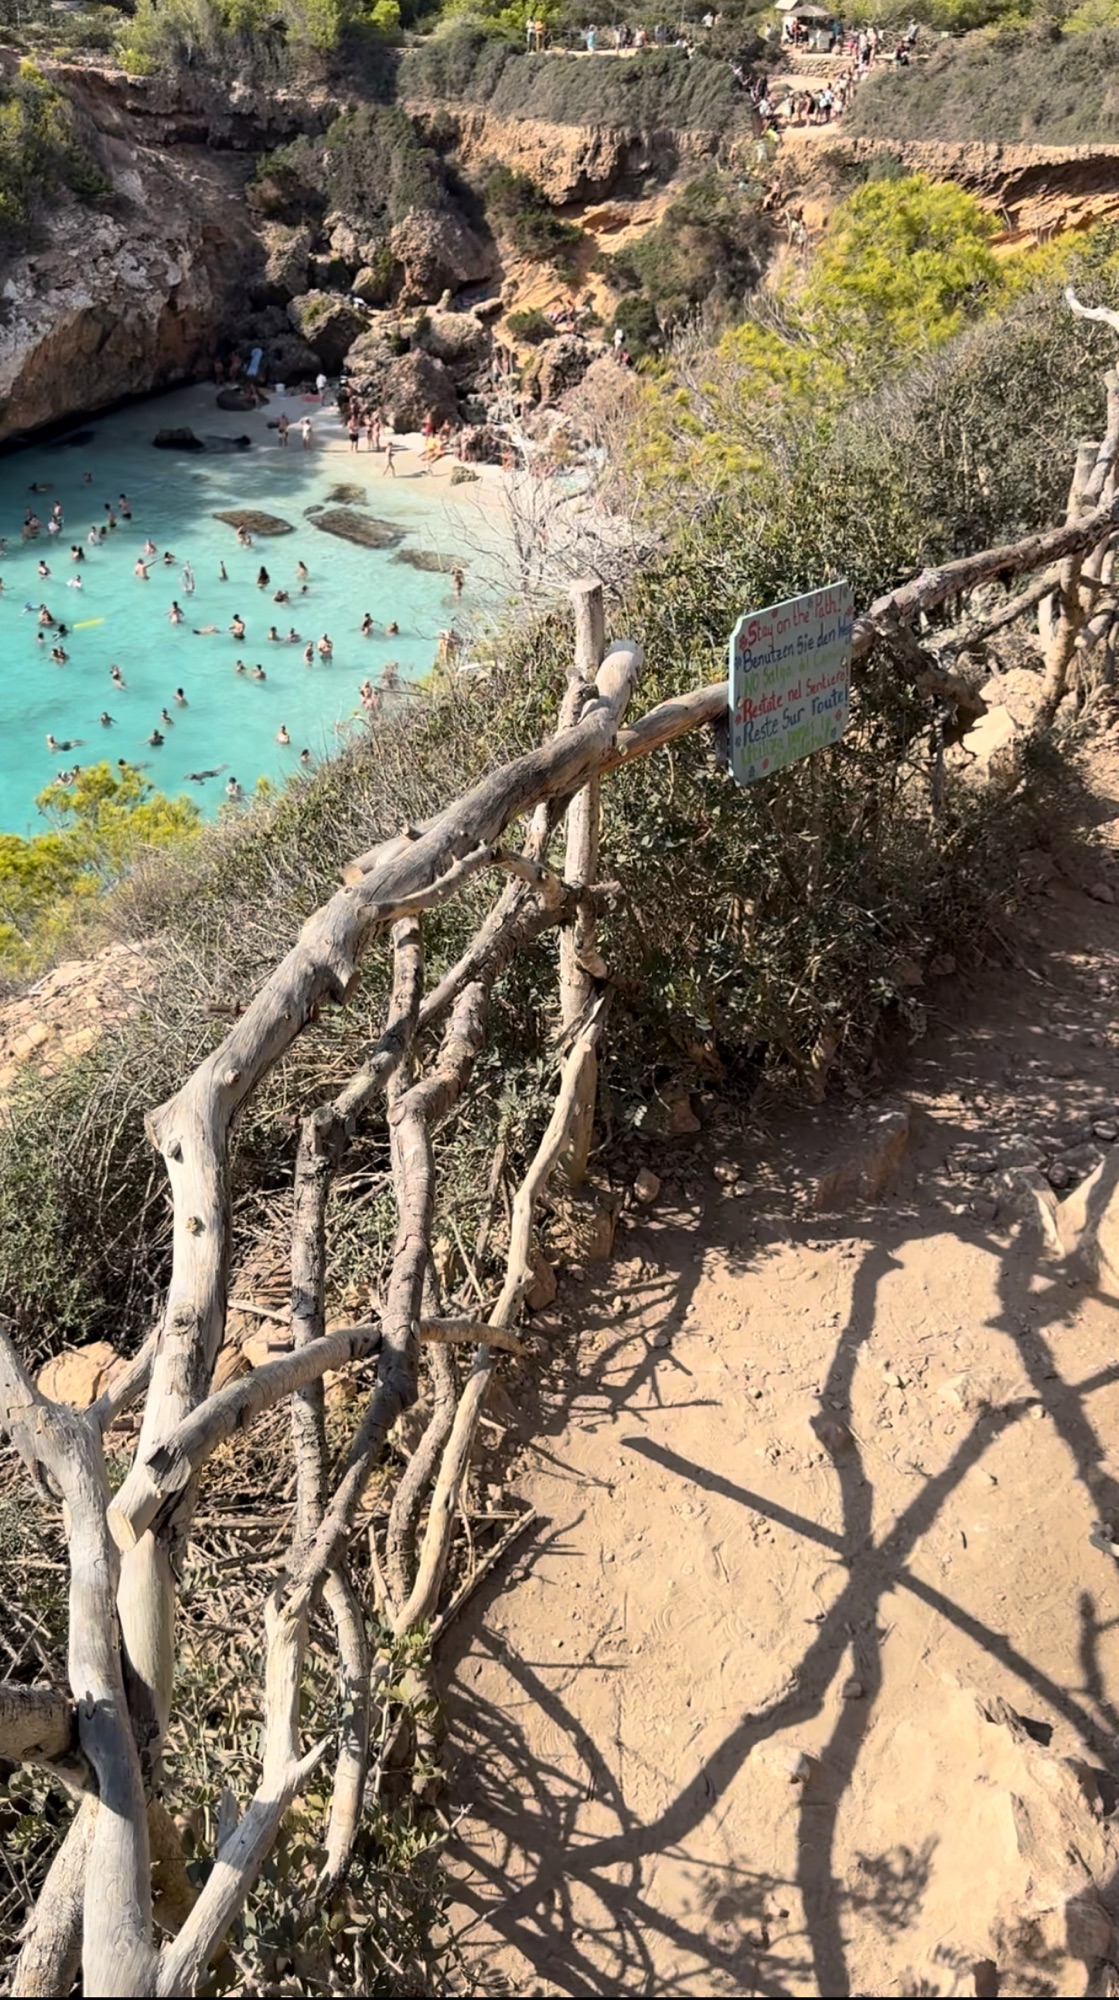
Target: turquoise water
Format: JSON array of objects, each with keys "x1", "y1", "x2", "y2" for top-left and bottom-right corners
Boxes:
[{"x1": 0, "y1": 386, "x2": 508, "y2": 834}]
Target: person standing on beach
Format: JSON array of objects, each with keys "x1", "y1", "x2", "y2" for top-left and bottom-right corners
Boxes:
[
  {"x1": 278, "y1": 413, "x2": 290, "y2": 448},
  {"x1": 383, "y1": 438, "x2": 396, "y2": 478},
  {"x1": 301, "y1": 417, "x2": 314, "y2": 449}
]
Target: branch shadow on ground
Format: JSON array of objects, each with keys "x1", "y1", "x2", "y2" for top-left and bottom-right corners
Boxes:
[{"x1": 441, "y1": 1139, "x2": 1119, "y2": 1997}]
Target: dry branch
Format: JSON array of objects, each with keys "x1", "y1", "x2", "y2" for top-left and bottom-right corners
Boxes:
[{"x1": 0, "y1": 1330, "x2": 155, "y2": 1996}]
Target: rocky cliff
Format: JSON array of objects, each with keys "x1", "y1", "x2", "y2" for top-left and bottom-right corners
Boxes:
[
  {"x1": 404, "y1": 99, "x2": 735, "y2": 206},
  {"x1": 0, "y1": 62, "x2": 336, "y2": 445}
]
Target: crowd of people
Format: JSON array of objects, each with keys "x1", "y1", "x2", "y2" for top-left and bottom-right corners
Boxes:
[{"x1": 12, "y1": 467, "x2": 440, "y2": 798}]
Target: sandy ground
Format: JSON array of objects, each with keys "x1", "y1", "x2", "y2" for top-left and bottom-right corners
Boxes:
[{"x1": 440, "y1": 736, "x2": 1119, "y2": 1996}]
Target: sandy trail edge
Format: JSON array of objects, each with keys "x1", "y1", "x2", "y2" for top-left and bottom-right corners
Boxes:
[{"x1": 439, "y1": 738, "x2": 1119, "y2": 1998}]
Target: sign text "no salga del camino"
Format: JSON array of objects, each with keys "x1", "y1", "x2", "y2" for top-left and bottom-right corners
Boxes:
[{"x1": 729, "y1": 581, "x2": 854, "y2": 787}]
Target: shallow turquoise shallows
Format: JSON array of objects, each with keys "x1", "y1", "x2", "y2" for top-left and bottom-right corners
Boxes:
[{"x1": 0, "y1": 385, "x2": 508, "y2": 834}]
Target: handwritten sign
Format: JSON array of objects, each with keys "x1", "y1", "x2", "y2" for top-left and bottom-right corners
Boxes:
[{"x1": 728, "y1": 581, "x2": 853, "y2": 787}]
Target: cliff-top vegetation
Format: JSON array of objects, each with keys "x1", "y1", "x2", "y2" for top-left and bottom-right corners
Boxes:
[{"x1": 847, "y1": 23, "x2": 1119, "y2": 146}]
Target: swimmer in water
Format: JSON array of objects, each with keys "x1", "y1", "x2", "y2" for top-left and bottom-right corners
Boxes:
[
  {"x1": 219, "y1": 560, "x2": 228, "y2": 581},
  {"x1": 148, "y1": 728, "x2": 165, "y2": 747},
  {"x1": 186, "y1": 767, "x2": 226, "y2": 781},
  {"x1": 230, "y1": 614, "x2": 246, "y2": 640},
  {"x1": 256, "y1": 567, "x2": 270, "y2": 590},
  {"x1": 236, "y1": 526, "x2": 252, "y2": 547},
  {"x1": 226, "y1": 776, "x2": 243, "y2": 799},
  {"x1": 273, "y1": 589, "x2": 290, "y2": 605},
  {"x1": 296, "y1": 561, "x2": 308, "y2": 584},
  {"x1": 66, "y1": 575, "x2": 82, "y2": 589},
  {"x1": 302, "y1": 643, "x2": 314, "y2": 666},
  {"x1": 69, "y1": 545, "x2": 83, "y2": 563},
  {"x1": 163, "y1": 551, "x2": 176, "y2": 565},
  {"x1": 100, "y1": 712, "x2": 114, "y2": 726},
  {"x1": 83, "y1": 470, "x2": 93, "y2": 485},
  {"x1": 286, "y1": 627, "x2": 300, "y2": 643},
  {"x1": 143, "y1": 538, "x2": 157, "y2": 557},
  {"x1": 299, "y1": 748, "x2": 313, "y2": 767},
  {"x1": 135, "y1": 559, "x2": 152, "y2": 580},
  {"x1": 169, "y1": 602, "x2": 184, "y2": 624},
  {"x1": 181, "y1": 561, "x2": 195, "y2": 595},
  {"x1": 267, "y1": 625, "x2": 281, "y2": 642},
  {"x1": 451, "y1": 564, "x2": 464, "y2": 598},
  {"x1": 45, "y1": 734, "x2": 82, "y2": 753},
  {"x1": 250, "y1": 663, "x2": 266, "y2": 681},
  {"x1": 110, "y1": 665, "x2": 126, "y2": 687},
  {"x1": 119, "y1": 494, "x2": 132, "y2": 520},
  {"x1": 173, "y1": 688, "x2": 188, "y2": 705},
  {"x1": 87, "y1": 528, "x2": 100, "y2": 549},
  {"x1": 50, "y1": 646, "x2": 68, "y2": 664},
  {"x1": 276, "y1": 724, "x2": 290, "y2": 745},
  {"x1": 192, "y1": 624, "x2": 220, "y2": 635},
  {"x1": 360, "y1": 612, "x2": 374, "y2": 636},
  {"x1": 385, "y1": 620, "x2": 399, "y2": 636},
  {"x1": 38, "y1": 606, "x2": 54, "y2": 626},
  {"x1": 234, "y1": 659, "x2": 246, "y2": 675},
  {"x1": 37, "y1": 560, "x2": 50, "y2": 579},
  {"x1": 317, "y1": 634, "x2": 333, "y2": 659},
  {"x1": 160, "y1": 708, "x2": 174, "y2": 727}
]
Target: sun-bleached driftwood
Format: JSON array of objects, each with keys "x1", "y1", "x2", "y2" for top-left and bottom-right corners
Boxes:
[
  {"x1": 558, "y1": 580, "x2": 608, "y2": 1186},
  {"x1": 1040, "y1": 372, "x2": 1119, "y2": 720},
  {"x1": 0, "y1": 1330, "x2": 155, "y2": 1997},
  {"x1": 393, "y1": 990, "x2": 612, "y2": 1637}
]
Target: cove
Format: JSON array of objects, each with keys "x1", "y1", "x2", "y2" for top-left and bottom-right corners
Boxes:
[{"x1": 0, "y1": 384, "x2": 508, "y2": 834}]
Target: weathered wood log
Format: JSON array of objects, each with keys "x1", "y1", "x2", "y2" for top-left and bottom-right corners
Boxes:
[
  {"x1": 0, "y1": 1685, "x2": 77, "y2": 1769},
  {"x1": 12, "y1": 1794, "x2": 95, "y2": 1997},
  {"x1": 0, "y1": 1331, "x2": 155, "y2": 1997},
  {"x1": 393, "y1": 991, "x2": 611, "y2": 1635},
  {"x1": 1040, "y1": 373, "x2": 1119, "y2": 721},
  {"x1": 559, "y1": 580, "x2": 608, "y2": 1186}
]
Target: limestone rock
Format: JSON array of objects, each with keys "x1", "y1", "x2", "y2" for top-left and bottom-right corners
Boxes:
[
  {"x1": 263, "y1": 331, "x2": 320, "y2": 385},
  {"x1": 309, "y1": 508, "x2": 404, "y2": 550},
  {"x1": 344, "y1": 324, "x2": 401, "y2": 404},
  {"x1": 416, "y1": 309, "x2": 492, "y2": 379},
  {"x1": 380, "y1": 350, "x2": 459, "y2": 431},
  {"x1": 216, "y1": 385, "x2": 257, "y2": 411},
  {"x1": 1053, "y1": 1152, "x2": 1119, "y2": 1284},
  {"x1": 450, "y1": 464, "x2": 479, "y2": 484},
  {"x1": 666, "y1": 1090, "x2": 701, "y2": 1137},
  {"x1": 351, "y1": 262, "x2": 395, "y2": 306},
  {"x1": 213, "y1": 509, "x2": 294, "y2": 536},
  {"x1": 633, "y1": 1168, "x2": 661, "y2": 1205},
  {"x1": 525, "y1": 1250, "x2": 558, "y2": 1311},
  {"x1": 810, "y1": 1104, "x2": 912, "y2": 1211},
  {"x1": 153, "y1": 427, "x2": 205, "y2": 450},
  {"x1": 286, "y1": 292, "x2": 366, "y2": 372},
  {"x1": 390, "y1": 207, "x2": 493, "y2": 304},
  {"x1": 257, "y1": 222, "x2": 313, "y2": 305},
  {"x1": 522, "y1": 334, "x2": 596, "y2": 407},
  {"x1": 38, "y1": 1342, "x2": 123, "y2": 1410},
  {"x1": 964, "y1": 704, "x2": 1021, "y2": 772}
]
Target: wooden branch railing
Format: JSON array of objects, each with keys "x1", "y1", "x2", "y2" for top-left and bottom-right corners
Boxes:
[{"x1": 4, "y1": 414, "x2": 1116, "y2": 1991}]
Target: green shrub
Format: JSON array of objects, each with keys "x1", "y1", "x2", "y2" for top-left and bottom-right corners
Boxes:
[
  {"x1": 506, "y1": 306, "x2": 554, "y2": 341},
  {"x1": 0, "y1": 61, "x2": 111, "y2": 254},
  {"x1": 607, "y1": 171, "x2": 772, "y2": 333},
  {"x1": 257, "y1": 104, "x2": 447, "y2": 234},
  {"x1": 482, "y1": 162, "x2": 581, "y2": 270},
  {"x1": 845, "y1": 27, "x2": 1119, "y2": 146}
]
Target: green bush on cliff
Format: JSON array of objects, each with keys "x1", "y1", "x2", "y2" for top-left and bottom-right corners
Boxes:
[
  {"x1": 116, "y1": 0, "x2": 401, "y2": 77},
  {"x1": 482, "y1": 162, "x2": 581, "y2": 270},
  {"x1": 255, "y1": 104, "x2": 446, "y2": 232},
  {"x1": 845, "y1": 26, "x2": 1119, "y2": 146},
  {"x1": 607, "y1": 171, "x2": 773, "y2": 336},
  {"x1": 0, "y1": 61, "x2": 110, "y2": 250},
  {"x1": 0, "y1": 764, "x2": 199, "y2": 983}
]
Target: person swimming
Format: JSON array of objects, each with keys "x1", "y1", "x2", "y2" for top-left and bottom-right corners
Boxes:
[
  {"x1": 160, "y1": 708, "x2": 175, "y2": 726},
  {"x1": 148, "y1": 728, "x2": 165, "y2": 746},
  {"x1": 45, "y1": 734, "x2": 82, "y2": 753},
  {"x1": 110, "y1": 664, "x2": 126, "y2": 687},
  {"x1": 66, "y1": 575, "x2": 82, "y2": 590},
  {"x1": 50, "y1": 646, "x2": 68, "y2": 664},
  {"x1": 192, "y1": 624, "x2": 220, "y2": 635},
  {"x1": 286, "y1": 627, "x2": 300, "y2": 643},
  {"x1": 317, "y1": 634, "x2": 333, "y2": 659},
  {"x1": 256, "y1": 567, "x2": 270, "y2": 590},
  {"x1": 38, "y1": 606, "x2": 54, "y2": 626},
  {"x1": 169, "y1": 602, "x2": 184, "y2": 624},
  {"x1": 69, "y1": 545, "x2": 83, "y2": 563},
  {"x1": 219, "y1": 560, "x2": 228, "y2": 581},
  {"x1": 273, "y1": 589, "x2": 290, "y2": 605},
  {"x1": 230, "y1": 614, "x2": 246, "y2": 639},
  {"x1": 299, "y1": 748, "x2": 313, "y2": 766},
  {"x1": 162, "y1": 551, "x2": 176, "y2": 565},
  {"x1": 143, "y1": 538, "x2": 157, "y2": 557},
  {"x1": 360, "y1": 612, "x2": 374, "y2": 636},
  {"x1": 296, "y1": 561, "x2": 308, "y2": 583},
  {"x1": 250, "y1": 663, "x2": 266, "y2": 681},
  {"x1": 267, "y1": 625, "x2": 281, "y2": 642},
  {"x1": 385, "y1": 620, "x2": 399, "y2": 635},
  {"x1": 36, "y1": 560, "x2": 50, "y2": 579},
  {"x1": 234, "y1": 658, "x2": 246, "y2": 675},
  {"x1": 186, "y1": 766, "x2": 226, "y2": 781},
  {"x1": 135, "y1": 558, "x2": 151, "y2": 580},
  {"x1": 276, "y1": 723, "x2": 291, "y2": 745},
  {"x1": 302, "y1": 643, "x2": 314, "y2": 666},
  {"x1": 100, "y1": 712, "x2": 114, "y2": 726},
  {"x1": 225, "y1": 776, "x2": 244, "y2": 799},
  {"x1": 173, "y1": 688, "x2": 188, "y2": 705}
]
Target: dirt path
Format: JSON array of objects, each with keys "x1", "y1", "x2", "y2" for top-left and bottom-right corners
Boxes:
[{"x1": 441, "y1": 739, "x2": 1119, "y2": 1997}]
